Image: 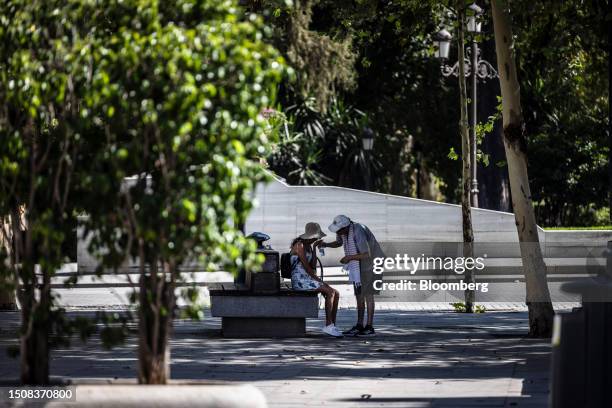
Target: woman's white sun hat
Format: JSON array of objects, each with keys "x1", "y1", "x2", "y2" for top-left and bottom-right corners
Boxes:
[
  {"x1": 299, "y1": 222, "x2": 327, "y2": 240},
  {"x1": 328, "y1": 215, "x2": 351, "y2": 233}
]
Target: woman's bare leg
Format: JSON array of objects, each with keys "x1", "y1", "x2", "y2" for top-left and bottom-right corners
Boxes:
[
  {"x1": 317, "y1": 286, "x2": 333, "y2": 326},
  {"x1": 331, "y1": 289, "x2": 340, "y2": 324}
]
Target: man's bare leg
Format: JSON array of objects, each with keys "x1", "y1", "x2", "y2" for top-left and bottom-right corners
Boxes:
[
  {"x1": 365, "y1": 294, "x2": 375, "y2": 327},
  {"x1": 356, "y1": 294, "x2": 365, "y2": 327}
]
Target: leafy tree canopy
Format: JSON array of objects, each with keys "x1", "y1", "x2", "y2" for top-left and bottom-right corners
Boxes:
[{"x1": 262, "y1": 0, "x2": 609, "y2": 226}]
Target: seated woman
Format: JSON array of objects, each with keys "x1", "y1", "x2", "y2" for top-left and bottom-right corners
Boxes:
[{"x1": 291, "y1": 222, "x2": 342, "y2": 337}]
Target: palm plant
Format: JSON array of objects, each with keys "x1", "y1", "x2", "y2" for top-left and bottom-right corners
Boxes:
[
  {"x1": 266, "y1": 97, "x2": 380, "y2": 189},
  {"x1": 265, "y1": 104, "x2": 330, "y2": 186}
]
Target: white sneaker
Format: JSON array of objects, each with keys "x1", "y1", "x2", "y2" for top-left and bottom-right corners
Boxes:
[
  {"x1": 331, "y1": 325, "x2": 343, "y2": 336},
  {"x1": 322, "y1": 324, "x2": 343, "y2": 337}
]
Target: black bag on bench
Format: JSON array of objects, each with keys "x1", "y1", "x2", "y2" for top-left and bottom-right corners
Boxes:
[
  {"x1": 280, "y1": 253, "x2": 324, "y2": 281},
  {"x1": 280, "y1": 253, "x2": 296, "y2": 280}
]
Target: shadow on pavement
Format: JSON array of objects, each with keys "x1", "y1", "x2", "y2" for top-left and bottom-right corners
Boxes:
[{"x1": 0, "y1": 310, "x2": 550, "y2": 406}]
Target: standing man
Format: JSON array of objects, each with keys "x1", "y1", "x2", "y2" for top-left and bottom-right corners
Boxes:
[{"x1": 321, "y1": 215, "x2": 385, "y2": 336}]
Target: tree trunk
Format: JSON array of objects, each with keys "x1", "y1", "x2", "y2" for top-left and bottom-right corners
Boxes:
[
  {"x1": 491, "y1": 0, "x2": 554, "y2": 337},
  {"x1": 7, "y1": 207, "x2": 50, "y2": 385},
  {"x1": 0, "y1": 216, "x2": 17, "y2": 310},
  {"x1": 138, "y1": 257, "x2": 174, "y2": 384},
  {"x1": 19, "y1": 264, "x2": 50, "y2": 384},
  {"x1": 457, "y1": 2, "x2": 475, "y2": 313}
]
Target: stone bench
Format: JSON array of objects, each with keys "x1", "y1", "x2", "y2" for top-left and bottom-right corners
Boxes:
[{"x1": 209, "y1": 283, "x2": 319, "y2": 338}]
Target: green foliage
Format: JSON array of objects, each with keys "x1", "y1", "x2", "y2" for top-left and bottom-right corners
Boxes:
[
  {"x1": 264, "y1": 102, "x2": 330, "y2": 185},
  {"x1": 78, "y1": 0, "x2": 285, "y2": 278},
  {"x1": 263, "y1": 0, "x2": 607, "y2": 226},
  {"x1": 474, "y1": 97, "x2": 501, "y2": 169},
  {"x1": 178, "y1": 285, "x2": 206, "y2": 320},
  {"x1": 273, "y1": 0, "x2": 356, "y2": 112},
  {"x1": 0, "y1": 0, "x2": 284, "y2": 381},
  {"x1": 450, "y1": 302, "x2": 466, "y2": 312},
  {"x1": 265, "y1": 97, "x2": 379, "y2": 188},
  {"x1": 511, "y1": 1, "x2": 608, "y2": 226},
  {"x1": 0, "y1": 0, "x2": 84, "y2": 270},
  {"x1": 451, "y1": 302, "x2": 485, "y2": 313},
  {"x1": 67, "y1": 2, "x2": 286, "y2": 380},
  {"x1": 544, "y1": 224, "x2": 612, "y2": 231},
  {"x1": 270, "y1": 0, "x2": 462, "y2": 198},
  {"x1": 0, "y1": 0, "x2": 106, "y2": 382}
]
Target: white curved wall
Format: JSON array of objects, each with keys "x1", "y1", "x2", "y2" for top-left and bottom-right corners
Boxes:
[
  {"x1": 78, "y1": 174, "x2": 611, "y2": 270},
  {"x1": 246, "y1": 175, "x2": 530, "y2": 259}
]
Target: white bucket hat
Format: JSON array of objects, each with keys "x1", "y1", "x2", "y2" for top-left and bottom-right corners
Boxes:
[
  {"x1": 328, "y1": 215, "x2": 351, "y2": 233},
  {"x1": 298, "y1": 222, "x2": 327, "y2": 240}
]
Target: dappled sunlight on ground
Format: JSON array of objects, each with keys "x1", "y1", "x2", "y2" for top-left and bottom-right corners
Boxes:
[{"x1": 0, "y1": 309, "x2": 549, "y2": 407}]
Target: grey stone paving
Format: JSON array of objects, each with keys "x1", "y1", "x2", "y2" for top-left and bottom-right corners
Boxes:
[{"x1": 0, "y1": 308, "x2": 551, "y2": 407}]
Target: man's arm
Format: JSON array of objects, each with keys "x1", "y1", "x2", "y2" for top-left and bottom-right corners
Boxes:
[
  {"x1": 322, "y1": 234, "x2": 343, "y2": 248},
  {"x1": 341, "y1": 252, "x2": 368, "y2": 263}
]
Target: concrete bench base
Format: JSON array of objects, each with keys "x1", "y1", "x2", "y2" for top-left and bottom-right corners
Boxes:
[
  {"x1": 222, "y1": 317, "x2": 306, "y2": 338},
  {"x1": 209, "y1": 283, "x2": 319, "y2": 338}
]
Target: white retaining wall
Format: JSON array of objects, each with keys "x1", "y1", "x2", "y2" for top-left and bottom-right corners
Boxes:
[
  {"x1": 247, "y1": 176, "x2": 526, "y2": 250},
  {"x1": 78, "y1": 175, "x2": 612, "y2": 271},
  {"x1": 246, "y1": 176, "x2": 611, "y2": 265}
]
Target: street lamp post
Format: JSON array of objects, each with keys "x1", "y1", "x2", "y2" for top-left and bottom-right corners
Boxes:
[
  {"x1": 434, "y1": 3, "x2": 498, "y2": 208},
  {"x1": 362, "y1": 127, "x2": 374, "y2": 191}
]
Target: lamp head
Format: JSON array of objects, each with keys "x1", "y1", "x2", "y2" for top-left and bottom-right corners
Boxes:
[
  {"x1": 362, "y1": 127, "x2": 374, "y2": 151},
  {"x1": 434, "y1": 29, "x2": 452, "y2": 60},
  {"x1": 467, "y1": 3, "x2": 483, "y2": 33}
]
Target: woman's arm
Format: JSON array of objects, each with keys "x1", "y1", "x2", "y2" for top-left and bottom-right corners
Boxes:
[
  {"x1": 294, "y1": 241, "x2": 322, "y2": 281},
  {"x1": 309, "y1": 239, "x2": 324, "y2": 269}
]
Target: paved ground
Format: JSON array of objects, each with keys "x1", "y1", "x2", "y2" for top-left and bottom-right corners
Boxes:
[{"x1": 0, "y1": 309, "x2": 551, "y2": 407}]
